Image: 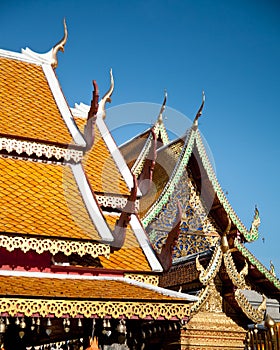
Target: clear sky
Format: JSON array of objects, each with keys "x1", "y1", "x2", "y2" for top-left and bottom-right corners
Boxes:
[{"x1": 1, "y1": 0, "x2": 279, "y2": 277}]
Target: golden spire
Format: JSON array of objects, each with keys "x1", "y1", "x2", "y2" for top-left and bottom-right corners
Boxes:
[
  {"x1": 193, "y1": 91, "x2": 205, "y2": 127},
  {"x1": 157, "y1": 90, "x2": 167, "y2": 123},
  {"x1": 51, "y1": 18, "x2": 68, "y2": 68},
  {"x1": 99, "y1": 68, "x2": 114, "y2": 119}
]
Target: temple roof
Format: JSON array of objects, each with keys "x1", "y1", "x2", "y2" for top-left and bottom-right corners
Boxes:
[
  {"x1": 0, "y1": 157, "x2": 110, "y2": 242},
  {"x1": 0, "y1": 51, "x2": 85, "y2": 147},
  {"x1": 0, "y1": 271, "x2": 197, "y2": 320}
]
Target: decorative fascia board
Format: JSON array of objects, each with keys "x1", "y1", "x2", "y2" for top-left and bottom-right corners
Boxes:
[
  {"x1": 96, "y1": 194, "x2": 139, "y2": 211},
  {"x1": 70, "y1": 163, "x2": 114, "y2": 243},
  {"x1": 0, "y1": 137, "x2": 83, "y2": 162},
  {"x1": 131, "y1": 132, "x2": 153, "y2": 177},
  {"x1": 0, "y1": 297, "x2": 192, "y2": 320},
  {"x1": 0, "y1": 48, "x2": 43, "y2": 65},
  {"x1": 41, "y1": 64, "x2": 86, "y2": 147},
  {"x1": 21, "y1": 47, "x2": 54, "y2": 65},
  {"x1": 195, "y1": 131, "x2": 258, "y2": 242},
  {"x1": 154, "y1": 121, "x2": 169, "y2": 145},
  {"x1": 234, "y1": 289, "x2": 266, "y2": 323},
  {"x1": 196, "y1": 244, "x2": 223, "y2": 285},
  {"x1": 0, "y1": 234, "x2": 110, "y2": 258},
  {"x1": 234, "y1": 238, "x2": 280, "y2": 289}
]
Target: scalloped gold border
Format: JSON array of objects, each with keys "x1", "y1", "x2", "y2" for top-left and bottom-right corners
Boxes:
[
  {"x1": 0, "y1": 298, "x2": 191, "y2": 319},
  {"x1": 0, "y1": 235, "x2": 110, "y2": 258}
]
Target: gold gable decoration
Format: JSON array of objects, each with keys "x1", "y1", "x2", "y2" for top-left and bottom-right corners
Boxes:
[
  {"x1": 0, "y1": 298, "x2": 191, "y2": 320},
  {"x1": 0, "y1": 235, "x2": 110, "y2": 259},
  {"x1": 124, "y1": 274, "x2": 159, "y2": 286}
]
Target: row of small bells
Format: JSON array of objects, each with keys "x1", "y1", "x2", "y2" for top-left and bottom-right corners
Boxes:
[
  {"x1": 0, "y1": 317, "x2": 127, "y2": 349},
  {"x1": 0, "y1": 317, "x2": 78, "y2": 337}
]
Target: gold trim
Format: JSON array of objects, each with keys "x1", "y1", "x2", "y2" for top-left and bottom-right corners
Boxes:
[
  {"x1": 99, "y1": 69, "x2": 114, "y2": 119},
  {"x1": 0, "y1": 235, "x2": 110, "y2": 259},
  {"x1": 223, "y1": 251, "x2": 249, "y2": 290},
  {"x1": 51, "y1": 18, "x2": 68, "y2": 68},
  {"x1": 234, "y1": 289, "x2": 266, "y2": 323},
  {"x1": 124, "y1": 274, "x2": 159, "y2": 286},
  {"x1": 0, "y1": 298, "x2": 191, "y2": 319},
  {"x1": 196, "y1": 244, "x2": 222, "y2": 285},
  {"x1": 190, "y1": 285, "x2": 210, "y2": 314}
]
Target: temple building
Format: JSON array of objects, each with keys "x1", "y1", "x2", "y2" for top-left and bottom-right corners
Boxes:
[{"x1": 0, "y1": 21, "x2": 279, "y2": 350}]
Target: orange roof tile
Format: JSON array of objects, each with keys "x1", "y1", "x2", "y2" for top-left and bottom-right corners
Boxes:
[
  {"x1": 74, "y1": 117, "x2": 130, "y2": 195},
  {"x1": 0, "y1": 275, "x2": 182, "y2": 301},
  {"x1": 101, "y1": 214, "x2": 152, "y2": 272},
  {"x1": 0, "y1": 57, "x2": 74, "y2": 145},
  {"x1": 0, "y1": 157, "x2": 102, "y2": 241}
]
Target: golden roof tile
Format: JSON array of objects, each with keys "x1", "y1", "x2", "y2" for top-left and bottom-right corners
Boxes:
[
  {"x1": 0, "y1": 157, "x2": 102, "y2": 241},
  {"x1": 0, "y1": 56, "x2": 75, "y2": 145},
  {"x1": 0, "y1": 275, "x2": 186, "y2": 301},
  {"x1": 101, "y1": 214, "x2": 152, "y2": 272}
]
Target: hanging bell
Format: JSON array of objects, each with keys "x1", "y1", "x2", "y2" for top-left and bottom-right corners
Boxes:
[
  {"x1": 47, "y1": 318, "x2": 52, "y2": 327},
  {"x1": 78, "y1": 318, "x2": 82, "y2": 327},
  {"x1": 31, "y1": 317, "x2": 35, "y2": 331},
  {"x1": 15, "y1": 317, "x2": 20, "y2": 326},
  {"x1": 0, "y1": 318, "x2": 6, "y2": 334},
  {"x1": 20, "y1": 318, "x2": 26, "y2": 329}
]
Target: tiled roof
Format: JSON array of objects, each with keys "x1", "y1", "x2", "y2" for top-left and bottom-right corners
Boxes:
[
  {"x1": 75, "y1": 117, "x2": 130, "y2": 195},
  {"x1": 0, "y1": 56, "x2": 74, "y2": 145},
  {"x1": 0, "y1": 274, "x2": 188, "y2": 301},
  {"x1": 101, "y1": 214, "x2": 152, "y2": 272},
  {"x1": 0, "y1": 156, "x2": 102, "y2": 241},
  {"x1": 120, "y1": 129, "x2": 151, "y2": 169}
]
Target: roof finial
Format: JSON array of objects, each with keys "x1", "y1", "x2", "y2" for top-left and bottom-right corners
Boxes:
[
  {"x1": 193, "y1": 91, "x2": 205, "y2": 128},
  {"x1": 98, "y1": 68, "x2": 114, "y2": 119},
  {"x1": 51, "y1": 18, "x2": 68, "y2": 68},
  {"x1": 157, "y1": 90, "x2": 167, "y2": 123}
]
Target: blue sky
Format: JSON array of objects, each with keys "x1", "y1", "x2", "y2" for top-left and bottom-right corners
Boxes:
[{"x1": 1, "y1": 0, "x2": 280, "y2": 276}]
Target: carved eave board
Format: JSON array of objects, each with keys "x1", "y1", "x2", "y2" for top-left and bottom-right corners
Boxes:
[{"x1": 0, "y1": 271, "x2": 197, "y2": 320}]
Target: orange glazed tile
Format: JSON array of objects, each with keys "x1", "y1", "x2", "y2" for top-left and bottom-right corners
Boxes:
[
  {"x1": 100, "y1": 214, "x2": 152, "y2": 272},
  {"x1": 0, "y1": 275, "x2": 181, "y2": 301},
  {"x1": 0, "y1": 57, "x2": 74, "y2": 145},
  {"x1": 0, "y1": 157, "x2": 102, "y2": 241}
]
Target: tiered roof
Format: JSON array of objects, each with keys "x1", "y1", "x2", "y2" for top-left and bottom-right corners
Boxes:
[
  {"x1": 120, "y1": 91, "x2": 280, "y2": 325},
  {"x1": 0, "y1": 23, "x2": 197, "y2": 326}
]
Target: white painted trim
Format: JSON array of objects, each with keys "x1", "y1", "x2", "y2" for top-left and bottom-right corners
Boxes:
[
  {"x1": 0, "y1": 269, "x2": 198, "y2": 301},
  {"x1": 130, "y1": 214, "x2": 163, "y2": 272},
  {"x1": 21, "y1": 47, "x2": 53, "y2": 65},
  {"x1": 96, "y1": 116, "x2": 136, "y2": 192},
  {"x1": 41, "y1": 64, "x2": 86, "y2": 147},
  {"x1": 71, "y1": 102, "x2": 141, "y2": 195},
  {"x1": 0, "y1": 48, "x2": 42, "y2": 65},
  {"x1": 70, "y1": 163, "x2": 113, "y2": 242}
]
